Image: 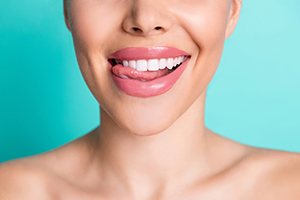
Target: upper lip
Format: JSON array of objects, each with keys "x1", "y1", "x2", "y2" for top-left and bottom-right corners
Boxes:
[{"x1": 108, "y1": 46, "x2": 191, "y2": 60}]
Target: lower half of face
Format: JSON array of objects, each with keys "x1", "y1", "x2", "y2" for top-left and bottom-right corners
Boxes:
[{"x1": 68, "y1": 0, "x2": 232, "y2": 136}]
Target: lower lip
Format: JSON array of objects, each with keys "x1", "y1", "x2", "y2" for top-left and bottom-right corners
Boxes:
[{"x1": 111, "y1": 59, "x2": 189, "y2": 98}]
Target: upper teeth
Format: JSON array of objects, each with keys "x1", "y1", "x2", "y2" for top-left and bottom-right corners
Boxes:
[{"x1": 115, "y1": 56, "x2": 187, "y2": 72}]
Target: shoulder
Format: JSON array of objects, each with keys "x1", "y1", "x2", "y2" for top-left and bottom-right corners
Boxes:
[
  {"x1": 0, "y1": 159, "x2": 53, "y2": 200},
  {"x1": 0, "y1": 134, "x2": 95, "y2": 199},
  {"x1": 241, "y1": 147, "x2": 300, "y2": 199}
]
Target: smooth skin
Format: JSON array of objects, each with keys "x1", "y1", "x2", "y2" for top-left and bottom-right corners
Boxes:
[{"x1": 1, "y1": 0, "x2": 300, "y2": 199}]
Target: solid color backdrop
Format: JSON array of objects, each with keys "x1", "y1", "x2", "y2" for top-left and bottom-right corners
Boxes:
[{"x1": 0, "y1": 0, "x2": 299, "y2": 162}]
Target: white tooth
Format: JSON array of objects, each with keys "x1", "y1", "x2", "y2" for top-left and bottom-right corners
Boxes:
[
  {"x1": 174, "y1": 57, "x2": 180, "y2": 66},
  {"x1": 123, "y1": 60, "x2": 129, "y2": 67},
  {"x1": 136, "y1": 60, "x2": 148, "y2": 71},
  {"x1": 159, "y1": 58, "x2": 167, "y2": 69},
  {"x1": 167, "y1": 58, "x2": 174, "y2": 69},
  {"x1": 128, "y1": 60, "x2": 136, "y2": 69},
  {"x1": 148, "y1": 59, "x2": 159, "y2": 71},
  {"x1": 178, "y1": 56, "x2": 184, "y2": 63}
]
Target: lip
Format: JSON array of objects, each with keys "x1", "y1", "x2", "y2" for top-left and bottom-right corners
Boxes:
[
  {"x1": 109, "y1": 46, "x2": 190, "y2": 60},
  {"x1": 108, "y1": 47, "x2": 191, "y2": 98}
]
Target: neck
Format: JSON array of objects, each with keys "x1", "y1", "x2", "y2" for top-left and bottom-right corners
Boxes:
[{"x1": 91, "y1": 91, "x2": 214, "y2": 196}]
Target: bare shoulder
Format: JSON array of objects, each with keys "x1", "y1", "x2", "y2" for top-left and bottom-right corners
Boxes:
[
  {"x1": 0, "y1": 133, "x2": 95, "y2": 199},
  {"x1": 0, "y1": 159, "x2": 53, "y2": 200},
  {"x1": 241, "y1": 147, "x2": 300, "y2": 199}
]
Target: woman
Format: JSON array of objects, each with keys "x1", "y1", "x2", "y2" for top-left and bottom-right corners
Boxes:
[{"x1": 1, "y1": 0, "x2": 300, "y2": 199}]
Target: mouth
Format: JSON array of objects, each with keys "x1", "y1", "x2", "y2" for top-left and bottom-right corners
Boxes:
[
  {"x1": 108, "y1": 55, "x2": 190, "y2": 81},
  {"x1": 107, "y1": 47, "x2": 191, "y2": 97}
]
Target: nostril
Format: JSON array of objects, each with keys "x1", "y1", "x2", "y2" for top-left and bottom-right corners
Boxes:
[
  {"x1": 130, "y1": 26, "x2": 163, "y2": 34},
  {"x1": 132, "y1": 27, "x2": 142, "y2": 32},
  {"x1": 154, "y1": 26, "x2": 163, "y2": 30}
]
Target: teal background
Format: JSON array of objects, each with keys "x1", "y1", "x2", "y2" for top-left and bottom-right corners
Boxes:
[{"x1": 0, "y1": 1, "x2": 299, "y2": 162}]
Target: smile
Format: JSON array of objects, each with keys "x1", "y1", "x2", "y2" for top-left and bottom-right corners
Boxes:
[
  {"x1": 109, "y1": 56, "x2": 189, "y2": 72},
  {"x1": 108, "y1": 47, "x2": 191, "y2": 98}
]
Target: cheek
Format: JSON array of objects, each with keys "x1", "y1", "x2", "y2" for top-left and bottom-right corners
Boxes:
[
  {"x1": 174, "y1": 1, "x2": 229, "y2": 50},
  {"x1": 69, "y1": 2, "x2": 122, "y2": 53},
  {"x1": 170, "y1": 2, "x2": 229, "y2": 99},
  {"x1": 68, "y1": 2, "x2": 126, "y2": 104}
]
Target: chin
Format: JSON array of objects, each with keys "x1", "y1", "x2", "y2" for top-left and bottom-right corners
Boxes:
[
  {"x1": 117, "y1": 113, "x2": 175, "y2": 137},
  {"x1": 125, "y1": 124, "x2": 171, "y2": 137}
]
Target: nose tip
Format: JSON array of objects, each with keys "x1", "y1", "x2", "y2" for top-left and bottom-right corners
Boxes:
[{"x1": 122, "y1": 2, "x2": 173, "y2": 37}]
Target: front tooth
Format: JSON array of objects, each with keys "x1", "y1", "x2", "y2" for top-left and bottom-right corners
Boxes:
[
  {"x1": 148, "y1": 59, "x2": 159, "y2": 71},
  {"x1": 136, "y1": 60, "x2": 148, "y2": 71},
  {"x1": 167, "y1": 58, "x2": 174, "y2": 69},
  {"x1": 123, "y1": 60, "x2": 129, "y2": 67},
  {"x1": 128, "y1": 60, "x2": 136, "y2": 69},
  {"x1": 159, "y1": 58, "x2": 167, "y2": 69}
]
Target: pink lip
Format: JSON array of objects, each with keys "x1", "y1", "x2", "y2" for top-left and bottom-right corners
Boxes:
[
  {"x1": 109, "y1": 46, "x2": 190, "y2": 60},
  {"x1": 108, "y1": 47, "x2": 191, "y2": 98}
]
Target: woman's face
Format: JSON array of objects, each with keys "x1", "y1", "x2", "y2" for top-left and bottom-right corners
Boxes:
[{"x1": 65, "y1": 0, "x2": 241, "y2": 135}]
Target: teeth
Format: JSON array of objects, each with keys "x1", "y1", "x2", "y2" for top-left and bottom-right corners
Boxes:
[
  {"x1": 136, "y1": 60, "x2": 148, "y2": 71},
  {"x1": 159, "y1": 58, "x2": 167, "y2": 69},
  {"x1": 148, "y1": 59, "x2": 159, "y2": 71},
  {"x1": 167, "y1": 58, "x2": 174, "y2": 69},
  {"x1": 180, "y1": 56, "x2": 185, "y2": 63},
  {"x1": 175, "y1": 57, "x2": 181, "y2": 66},
  {"x1": 115, "y1": 56, "x2": 187, "y2": 72},
  {"x1": 122, "y1": 60, "x2": 129, "y2": 67},
  {"x1": 128, "y1": 60, "x2": 136, "y2": 69}
]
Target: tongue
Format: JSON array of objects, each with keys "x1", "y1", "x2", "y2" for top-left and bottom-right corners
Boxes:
[{"x1": 111, "y1": 64, "x2": 170, "y2": 81}]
